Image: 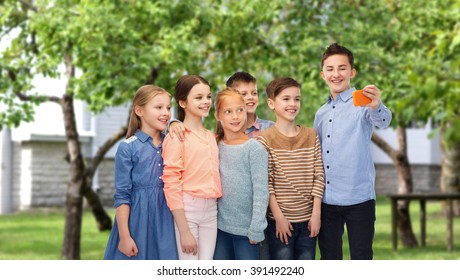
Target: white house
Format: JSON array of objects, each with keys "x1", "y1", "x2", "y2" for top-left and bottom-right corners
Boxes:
[{"x1": 0, "y1": 91, "x2": 131, "y2": 214}]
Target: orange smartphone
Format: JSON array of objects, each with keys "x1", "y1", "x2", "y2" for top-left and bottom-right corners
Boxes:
[{"x1": 353, "y1": 89, "x2": 371, "y2": 106}]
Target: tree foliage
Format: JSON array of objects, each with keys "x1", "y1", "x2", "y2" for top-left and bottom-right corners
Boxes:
[{"x1": 1, "y1": 0, "x2": 459, "y2": 258}]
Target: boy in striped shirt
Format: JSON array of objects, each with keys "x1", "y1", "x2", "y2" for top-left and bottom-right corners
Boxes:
[{"x1": 257, "y1": 77, "x2": 325, "y2": 260}]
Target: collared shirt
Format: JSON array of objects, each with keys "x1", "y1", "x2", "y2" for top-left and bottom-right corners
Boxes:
[
  {"x1": 113, "y1": 130, "x2": 165, "y2": 208},
  {"x1": 245, "y1": 116, "x2": 275, "y2": 138},
  {"x1": 162, "y1": 127, "x2": 222, "y2": 210},
  {"x1": 313, "y1": 87, "x2": 392, "y2": 206}
]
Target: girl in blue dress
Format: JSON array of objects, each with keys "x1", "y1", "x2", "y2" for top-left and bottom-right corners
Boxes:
[{"x1": 104, "y1": 85, "x2": 178, "y2": 260}]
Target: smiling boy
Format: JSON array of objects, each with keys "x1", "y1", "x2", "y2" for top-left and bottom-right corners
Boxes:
[{"x1": 313, "y1": 43, "x2": 392, "y2": 260}]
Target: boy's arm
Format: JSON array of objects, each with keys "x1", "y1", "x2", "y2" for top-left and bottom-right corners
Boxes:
[
  {"x1": 363, "y1": 85, "x2": 392, "y2": 128},
  {"x1": 269, "y1": 194, "x2": 293, "y2": 245},
  {"x1": 308, "y1": 197, "x2": 322, "y2": 238},
  {"x1": 362, "y1": 85, "x2": 382, "y2": 109}
]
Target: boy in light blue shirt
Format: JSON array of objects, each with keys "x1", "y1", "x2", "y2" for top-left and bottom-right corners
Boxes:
[{"x1": 313, "y1": 43, "x2": 392, "y2": 260}]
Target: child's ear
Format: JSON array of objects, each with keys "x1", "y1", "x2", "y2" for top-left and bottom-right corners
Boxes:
[
  {"x1": 320, "y1": 71, "x2": 326, "y2": 81},
  {"x1": 178, "y1": 100, "x2": 187, "y2": 109},
  {"x1": 134, "y1": 105, "x2": 143, "y2": 117},
  {"x1": 350, "y1": 68, "x2": 356, "y2": 78},
  {"x1": 214, "y1": 111, "x2": 219, "y2": 121},
  {"x1": 267, "y1": 98, "x2": 275, "y2": 110}
]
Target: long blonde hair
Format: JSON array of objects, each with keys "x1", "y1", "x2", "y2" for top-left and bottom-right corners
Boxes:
[
  {"x1": 214, "y1": 87, "x2": 246, "y2": 143},
  {"x1": 126, "y1": 85, "x2": 171, "y2": 138}
]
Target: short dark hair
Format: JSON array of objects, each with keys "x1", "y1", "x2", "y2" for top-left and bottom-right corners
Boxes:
[
  {"x1": 321, "y1": 43, "x2": 354, "y2": 69},
  {"x1": 266, "y1": 77, "x2": 301, "y2": 100},
  {"x1": 226, "y1": 71, "x2": 257, "y2": 88}
]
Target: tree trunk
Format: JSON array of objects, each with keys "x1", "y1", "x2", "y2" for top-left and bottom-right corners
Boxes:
[
  {"x1": 82, "y1": 124, "x2": 128, "y2": 231},
  {"x1": 440, "y1": 124, "x2": 460, "y2": 215},
  {"x1": 61, "y1": 94, "x2": 85, "y2": 260},
  {"x1": 372, "y1": 126, "x2": 418, "y2": 247},
  {"x1": 82, "y1": 183, "x2": 112, "y2": 231}
]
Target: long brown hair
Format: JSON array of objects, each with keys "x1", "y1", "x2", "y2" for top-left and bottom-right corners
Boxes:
[
  {"x1": 214, "y1": 87, "x2": 246, "y2": 143},
  {"x1": 174, "y1": 75, "x2": 210, "y2": 122},
  {"x1": 126, "y1": 85, "x2": 171, "y2": 138}
]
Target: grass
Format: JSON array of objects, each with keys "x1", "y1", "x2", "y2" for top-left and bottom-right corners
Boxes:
[
  {"x1": 0, "y1": 196, "x2": 459, "y2": 260},
  {"x1": 0, "y1": 208, "x2": 112, "y2": 260}
]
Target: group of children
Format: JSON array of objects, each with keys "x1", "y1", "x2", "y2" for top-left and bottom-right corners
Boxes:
[{"x1": 103, "y1": 43, "x2": 392, "y2": 260}]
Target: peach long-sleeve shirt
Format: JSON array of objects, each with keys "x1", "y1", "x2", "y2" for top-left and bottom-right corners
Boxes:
[{"x1": 162, "y1": 128, "x2": 222, "y2": 211}]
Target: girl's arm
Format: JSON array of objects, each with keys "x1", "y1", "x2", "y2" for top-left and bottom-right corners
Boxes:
[
  {"x1": 115, "y1": 204, "x2": 138, "y2": 257},
  {"x1": 171, "y1": 209, "x2": 197, "y2": 255},
  {"x1": 113, "y1": 142, "x2": 138, "y2": 257},
  {"x1": 248, "y1": 143, "x2": 269, "y2": 243}
]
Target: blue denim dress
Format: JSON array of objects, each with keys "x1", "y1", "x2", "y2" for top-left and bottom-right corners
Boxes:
[{"x1": 104, "y1": 130, "x2": 178, "y2": 260}]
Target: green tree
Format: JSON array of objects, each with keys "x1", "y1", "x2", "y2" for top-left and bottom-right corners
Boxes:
[
  {"x1": 403, "y1": 1, "x2": 460, "y2": 207},
  {"x1": 255, "y1": 0, "x2": 460, "y2": 247},
  {"x1": 0, "y1": 0, "x2": 285, "y2": 259}
]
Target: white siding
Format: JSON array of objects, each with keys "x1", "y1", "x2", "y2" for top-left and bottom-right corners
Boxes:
[
  {"x1": 93, "y1": 104, "x2": 131, "y2": 158},
  {"x1": 371, "y1": 122, "x2": 442, "y2": 165}
]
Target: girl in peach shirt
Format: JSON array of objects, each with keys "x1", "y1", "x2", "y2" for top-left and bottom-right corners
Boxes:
[{"x1": 162, "y1": 75, "x2": 222, "y2": 260}]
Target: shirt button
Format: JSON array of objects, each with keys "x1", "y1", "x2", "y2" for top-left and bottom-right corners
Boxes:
[
  {"x1": 327, "y1": 150, "x2": 329, "y2": 153},
  {"x1": 327, "y1": 181, "x2": 330, "y2": 184},
  {"x1": 327, "y1": 165, "x2": 329, "y2": 169},
  {"x1": 327, "y1": 135, "x2": 330, "y2": 138},
  {"x1": 332, "y1": 106, "x2": 335, "y2": 109},
  {"x1": 157, "y1": 151, "x2": 159, "y2": 154},
  {"x1": 383, "y1": 119, "x2": 386, "y2": 122},
  {"x1": 158, "y1": 163, "x2": 161, "y2": 166},
  {"x1": 159, "y1": 176, "x2": 161, "y2": 179},
  {"x1": 329, "y1": 119, "x2": 332, "y2": 122}
]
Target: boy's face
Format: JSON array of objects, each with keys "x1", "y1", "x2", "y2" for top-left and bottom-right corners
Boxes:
[
  {"x1": 320, "y1": 54, "x2": 356, "y2": 96},
  {"x1": 233, "y1": 82, "x2": 258, "y2": 115},
  {"x1": 267, "y1": 86, "x2": 300, "y2": 123}
]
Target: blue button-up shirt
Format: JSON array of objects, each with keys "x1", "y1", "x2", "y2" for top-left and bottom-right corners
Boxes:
[
  {"x1": 245, "y1": 116, "x2": 275, "y2": 138},
  {"x1": 113, "y1": 129, "x2": 165, "y2": 208},
  {"x1": 313, "y1": 88, "x2": 392, "y2": 206}
]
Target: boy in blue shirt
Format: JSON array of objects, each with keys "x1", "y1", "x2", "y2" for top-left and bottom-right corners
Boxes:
[
  {"x1": 313, "y1": 43, "x2": 392, "y2": 260},
  {"x1": 225, "y1": 72, "x2": 274, "y2": 138}
]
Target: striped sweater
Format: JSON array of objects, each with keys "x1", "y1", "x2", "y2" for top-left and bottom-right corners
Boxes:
[{"x1": 257, "y1": 125, "x2": 325, "y2": 223}]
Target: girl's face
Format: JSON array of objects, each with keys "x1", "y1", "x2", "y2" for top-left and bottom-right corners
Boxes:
[
  {"x1": 180, "y1": 83, "x2": 212, "y2": 119},
  {"x1": 320, "y1": 54, "x2": 356, "y2": 97},
  {"x1": 216, "y1": 95, "x2": 246, "y2": 134},
  {"x1": 268, "y1": 86, "x2": 300, "y2": 123},
  {"x1": 135, "y1": 93, "x2": 171, "y2": 134},
  {"x1": 234, "y1": 82, "x2": 258, "y2": 115}
]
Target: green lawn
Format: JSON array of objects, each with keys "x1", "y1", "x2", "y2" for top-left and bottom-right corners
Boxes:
[{"x1": 0, "y1": 196, "x2": 459, "y2": 260}]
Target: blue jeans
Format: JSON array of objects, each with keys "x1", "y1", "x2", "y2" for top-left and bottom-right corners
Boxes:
[
  {"x1": 318, "y1": 199, "x2": 375, "y2": 260},
  {"x1": 213, "y1": 229, "x2": 260, "y2": 260},
  {"x1": 266, "y1": 219, "x2": 317, "y2": 260}
]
